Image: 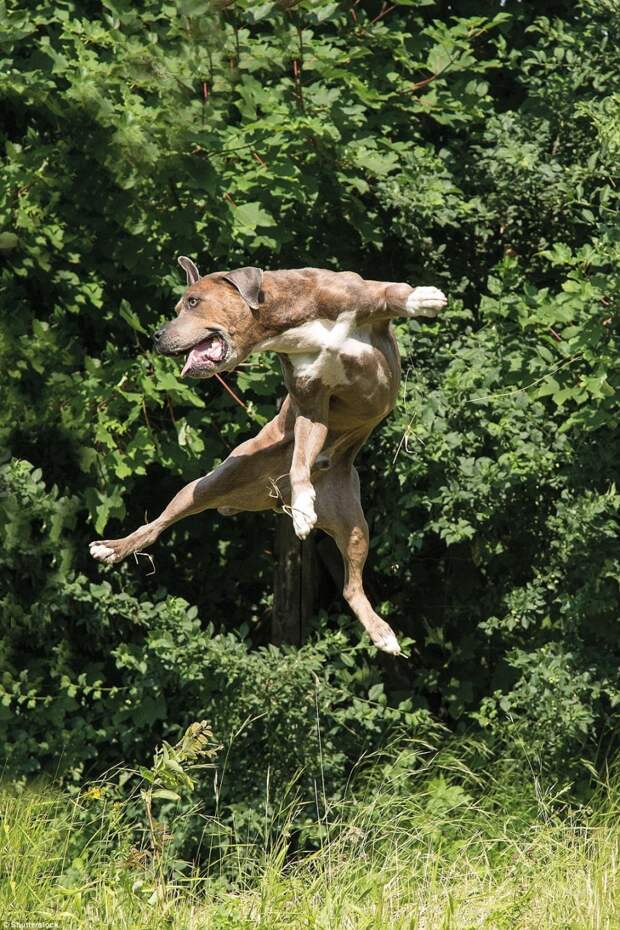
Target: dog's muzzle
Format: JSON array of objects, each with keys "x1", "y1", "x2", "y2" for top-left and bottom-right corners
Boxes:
[{"x1": 152, "y1": 327, "x2": 230, "y2": 378}]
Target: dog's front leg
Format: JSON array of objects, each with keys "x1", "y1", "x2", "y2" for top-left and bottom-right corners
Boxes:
[{"x1": 289, "y1": 392, "x2": 330, "y2": 541}]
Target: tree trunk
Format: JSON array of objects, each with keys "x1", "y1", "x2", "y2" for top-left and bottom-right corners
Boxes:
[{"x1": 272, "y1": 513, "x2": 317, "y2": 645}]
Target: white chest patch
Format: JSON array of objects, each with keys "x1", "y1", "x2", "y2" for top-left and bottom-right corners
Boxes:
[{"x1": 258, "y1": 313, "x2": 373, "y2": 387}]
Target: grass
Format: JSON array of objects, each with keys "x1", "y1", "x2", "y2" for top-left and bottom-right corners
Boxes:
[{"x1": 1, "y1": 739, "x2": 619, "y2": 929}]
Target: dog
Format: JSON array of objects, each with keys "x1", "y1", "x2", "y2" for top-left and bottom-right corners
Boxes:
[{"x1": 90, "y1": 258, "x2": 446, "y2": 654}]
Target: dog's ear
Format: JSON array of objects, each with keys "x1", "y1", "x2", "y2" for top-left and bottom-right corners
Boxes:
[
  {"x1": 178, "y1": 255, "x2": 200, "y2": 286},
  {"x1": 224, "y1": 266, "x2": 263, "y2": 311}
]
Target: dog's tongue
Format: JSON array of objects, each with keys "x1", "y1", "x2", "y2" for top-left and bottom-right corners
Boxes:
[
  {"x1": 181, "y1": 352, "x2": 197, "y2": 377},
  {"x1": 181, "y1": 336, "x2": 225, "y2": 376}
]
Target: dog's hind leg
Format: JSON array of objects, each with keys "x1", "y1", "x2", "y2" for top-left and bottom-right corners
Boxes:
[
  {"x1": 315, "y1": 465, "x2": 400, "y2": 655},
  {"x1": 90, "y1": 414, "x2": 294, "y2": 566}
]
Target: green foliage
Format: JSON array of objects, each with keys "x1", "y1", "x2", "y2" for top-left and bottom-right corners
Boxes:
[
  {"x1": 139, "y1": 720, "x2": 220, "y2": 803},
  {"x1": 1, "y1": 0, "x2": 619, "y2": 816}
]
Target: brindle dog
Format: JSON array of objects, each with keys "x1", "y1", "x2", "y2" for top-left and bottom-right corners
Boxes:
[{"x1": 90, "y1": 258, "x2": 446, "y2": 654}]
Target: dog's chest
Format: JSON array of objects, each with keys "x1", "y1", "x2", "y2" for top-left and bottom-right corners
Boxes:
[{"x1": 263, "y1": 314, "x2": 374, "y2": 387}]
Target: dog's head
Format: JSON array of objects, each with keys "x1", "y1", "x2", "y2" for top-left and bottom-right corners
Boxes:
[{"x1": 152, "y1": 256, "x2": 264, "y2": 378}]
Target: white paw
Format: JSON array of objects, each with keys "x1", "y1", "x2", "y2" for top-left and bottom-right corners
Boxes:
[
  {"x1": 405, "y1": 286, "x2": 447, "y2": 318},
  {"x1": 89, "y1": 542, "x2": 118, "y2": 564},
  {"x1": 376, "y1": 631, "x2": 401, "y2": 655},
  {"x1": 370, "y1": 622, "x2": 401, "y2": 655},
  {"x1": 291, "y1": 486, "x2": 317, "y2": 540}
]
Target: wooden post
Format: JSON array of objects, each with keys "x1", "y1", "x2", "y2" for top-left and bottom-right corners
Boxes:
[{"x1": 272, "y1": 513, "x2": 317, "y2": 645}]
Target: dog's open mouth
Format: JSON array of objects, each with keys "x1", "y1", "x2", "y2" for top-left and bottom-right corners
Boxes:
[{"x1": 181, "y1": 333, "x2": 228, "y2": 378}]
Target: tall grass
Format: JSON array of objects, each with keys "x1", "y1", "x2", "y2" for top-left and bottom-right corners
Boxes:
[{"x1": 1, "y1": 739, "x2": 619, "y2": 929}]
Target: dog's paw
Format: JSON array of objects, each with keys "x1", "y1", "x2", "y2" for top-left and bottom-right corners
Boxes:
[
  {"x1": 368, "y1": 619, "x2": 401, "y2": 655},
  {"x1": 405, "y1": 286, "x2": 447, "y2": 318},
  {"x1": 89, "y1": 540, "x2": 122, "y2": 564},
  {"x1": 291, "y1": 485, "x2": 317, "y2": 540}
]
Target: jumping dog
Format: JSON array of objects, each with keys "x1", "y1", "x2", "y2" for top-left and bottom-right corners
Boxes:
[{"x1": 90, "y1": 258, "x2": 446, "y2": 654}]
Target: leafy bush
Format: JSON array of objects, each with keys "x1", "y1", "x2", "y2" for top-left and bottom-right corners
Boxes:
[
  {"x1": 1, "y1": 0, "x2": 619, "y2": 798},
  {"x1": 0, "y1": 458, "x2": 430, "y2": 832}
]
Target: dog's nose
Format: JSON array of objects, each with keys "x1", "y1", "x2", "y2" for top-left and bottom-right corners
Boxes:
[{"x1": 152, "y1": 326, "x2": 166, "y2": 344}]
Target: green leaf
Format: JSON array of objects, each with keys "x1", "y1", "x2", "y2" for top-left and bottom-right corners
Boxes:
[
  {"x1": 164, "y1": 758, "x2": 185, "y2": 775},
  {"x1": 0, "y1": 233, "x2": 19, "y2": 251},
  {"x1": 118, "y1": 299, "x2": 147, "y2": 334},
  {"x1": 151, "y1": 789, "x2": 181, "y2": 802},
  {"x1": 427, "y1": 45, "x2": 452, "y2": 75},
  {"x1": 232, "y1": 202, "x2": 276, "y2": 230}
]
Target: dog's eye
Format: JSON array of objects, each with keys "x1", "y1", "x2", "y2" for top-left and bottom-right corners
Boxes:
[{"x1": 187, "y1": 296, "x2": 199, "y2": 308}]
